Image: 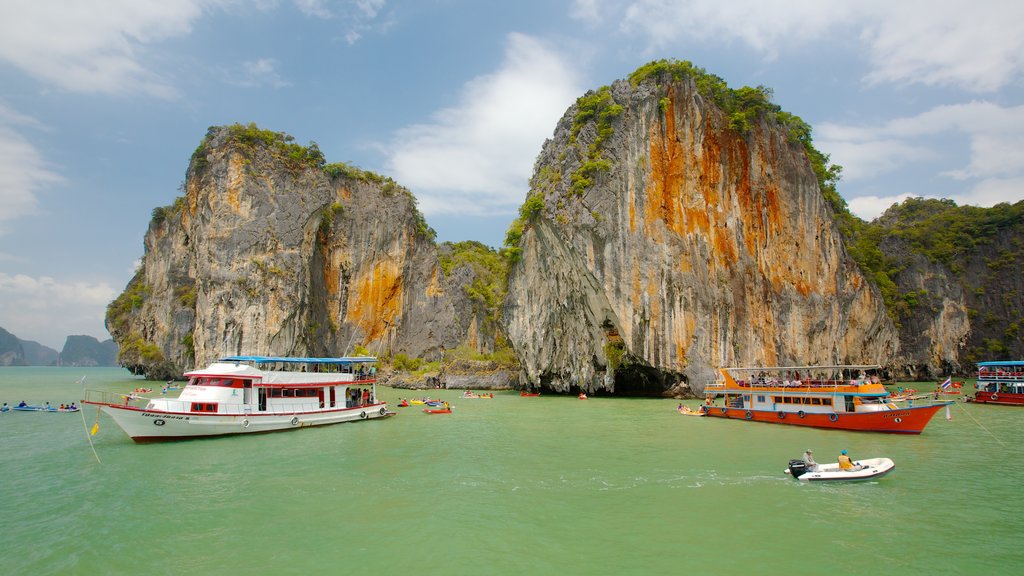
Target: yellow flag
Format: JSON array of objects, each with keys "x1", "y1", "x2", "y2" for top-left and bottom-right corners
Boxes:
[{"x1": 91, "y1": 422, "x2": 99, "y2": 436}]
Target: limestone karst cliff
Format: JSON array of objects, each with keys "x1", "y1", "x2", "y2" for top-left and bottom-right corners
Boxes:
[
  {"x1": 853, "y1": 198, "x2": 1024, "y2": 378},
  {"x1": 501, "y1": 61, "x2": 899, "y2": 395},
  {"x1": 107, "y1": 64, "x2": 1021, "y2": 388},
  {"x1": 107, "y1": 124, "x2": 497, "y2": 379}
]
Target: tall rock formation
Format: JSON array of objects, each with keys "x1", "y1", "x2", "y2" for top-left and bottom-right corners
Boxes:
[
  {"x1": 107, "y1": 124, "x2": 490, "y2": 379},
  {"x1": 502, "y1": 62, "x2": 899, "y2": 395},
  {"x1": 863, "y1": 198, "x2": 1024, "y2": 377}
]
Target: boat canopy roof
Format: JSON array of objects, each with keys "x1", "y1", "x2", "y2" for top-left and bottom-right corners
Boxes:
[
  {"x1": 220, "y1": 355, "x2": 377, "y2": 364},
  {"x1": 722, "y1": 365, "x2": 882, "y2": 372},
  {"x1": 978, "y1": 361, "x2": 1024, "y2": 367}
]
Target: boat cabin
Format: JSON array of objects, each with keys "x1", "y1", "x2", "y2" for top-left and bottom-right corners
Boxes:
[{"x1": 144, "y1": 356, "x2": 379, "y2": 416}]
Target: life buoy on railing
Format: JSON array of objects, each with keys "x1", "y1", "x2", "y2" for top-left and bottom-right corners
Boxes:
[
  {"x1": 828, "y1": 413, "x2": 839, "y2": 422},
  {"x1": 744, "y1": 411, "x2": 753, "y2": 420},
  {"x1": 797, "y1": 411, "x2": 806, "y2": 419},
  {"x1": 991, "y1": 394, "x2": 998, "y2": 401},
  {"x1": 777, "y1": 411, "x2": 785, "y2": 419},
  {"x1": 360, "y1": 411, "x2": 367, "y2": 419},
  {"x1": 720, "y1": 407, "x2": 728, "y2": 415},
  {"x1": 290, "y1": 416, "x2": 299, "y2": 426},
  {"x1": 241, "y1": 419, "x2": 250, "y2": 428},
  {"x1": 379, "y1": 407, "x2": 386, "y2": 416}
]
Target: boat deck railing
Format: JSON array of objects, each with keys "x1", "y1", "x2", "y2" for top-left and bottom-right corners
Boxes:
[
  {"x1": 978, "y1": 371, "x2": 1024, "y2": 381},
  {"x1": 706, "y1": 379, "x2": 882, "y2": 390}
]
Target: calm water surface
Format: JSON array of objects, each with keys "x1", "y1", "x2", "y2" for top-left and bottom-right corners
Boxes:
[{"x1": 1, "y1": 367, "x2": 1022, "y2": 575}]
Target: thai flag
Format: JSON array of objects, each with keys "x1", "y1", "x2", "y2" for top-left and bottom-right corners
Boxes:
[{"x1": 941, "y1": 376, "x2": 952, "y2": 390}]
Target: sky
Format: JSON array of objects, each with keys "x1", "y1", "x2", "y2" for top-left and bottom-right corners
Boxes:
[{"x1": 1, "y1": 0, "x2": 1023, "y2": 350}]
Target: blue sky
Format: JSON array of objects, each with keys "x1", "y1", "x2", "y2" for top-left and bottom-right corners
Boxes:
[{"x1": 1, "y1": 0, "x2": 1023, "y2": 350}]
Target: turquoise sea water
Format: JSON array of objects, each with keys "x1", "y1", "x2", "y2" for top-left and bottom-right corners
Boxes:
[{"x1": 2, "y1": 367, "x2": 1022, "y2": 575}]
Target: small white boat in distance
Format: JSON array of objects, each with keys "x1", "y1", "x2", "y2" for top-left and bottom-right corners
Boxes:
[
  {"x1": 785, "y1": 457, "x2": 895, "y2": 482},
  {"x1": 83, "y1": 355, "x2": 389, "y2": 442}
]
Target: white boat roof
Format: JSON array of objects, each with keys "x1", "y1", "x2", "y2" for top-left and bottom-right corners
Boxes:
[{"x1": 220, "y1": 355, "x2": 377, "y2": 364}]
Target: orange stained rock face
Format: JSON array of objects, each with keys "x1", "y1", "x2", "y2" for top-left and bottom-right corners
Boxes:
[
  {"x1": 425, "y1": 265, "x2": 444, "y2": 298},
  {"x1": 345, "y1": 259, "x2": 403, "y2": 341},
  {"x1": 226, "y1": 155, "x2": 244, "y2": 212},
  {"x1": 644, "y1": 92, "x2": 689, "y2": 239}
]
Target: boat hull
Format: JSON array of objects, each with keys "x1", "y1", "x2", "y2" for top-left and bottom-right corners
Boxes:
[
  {"x1": 787, "y1": 457, "x2": 895, "y2": 482},
  {"x1": 968, "y1": 392, "x2": 1024, "y2": 406},
  {"x1": 85, "y1": 402, "x2": 391, "y2": 443},
  {"x1": 700, "y1": 403, "x2": 948, "y2": 434}
]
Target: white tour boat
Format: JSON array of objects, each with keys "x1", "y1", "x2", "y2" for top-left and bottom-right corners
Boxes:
[{"x1": 82, "y1": 356, "x2": 389, "y2": 442}]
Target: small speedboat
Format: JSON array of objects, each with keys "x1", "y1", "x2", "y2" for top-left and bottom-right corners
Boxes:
[{"x1": 785, "y1": 457, "x2": 895, "y2": 482}]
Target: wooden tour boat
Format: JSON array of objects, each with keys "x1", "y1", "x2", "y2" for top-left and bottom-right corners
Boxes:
[
  {"x1": 82, "y1": 356, "x2": 388, "y2": 442},
  {"x1": 968, "y1": 361, "x2": 1024, "y2": 405},
  {"x1": 701, "y1": 365, "x2": 950, "y2": 434}
]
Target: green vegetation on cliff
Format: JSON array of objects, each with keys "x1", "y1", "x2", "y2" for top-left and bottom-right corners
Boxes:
[
  {"x1": 324, "y1": 161, "x2": 436, "y2": 240},
  {"x1": 847, "y1": 198, "x2": 1024, "y2": 338},
  {"x1": 439, "y1": 241, "x2": 508, "y2": 320}
]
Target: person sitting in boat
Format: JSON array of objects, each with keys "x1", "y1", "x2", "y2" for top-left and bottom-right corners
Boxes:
[
  {"x1": 802, "y1": 449, "x2": 818, "y2": 471},
  {"x1": 838, "y1": 450, "x2": 862, "y2": 472},
  {"x1": 18, "y1": 400, "x2": 27, "y2": 407},
  {"x1": 59, "y1": 403, "x2": 66, "y2": 410}
]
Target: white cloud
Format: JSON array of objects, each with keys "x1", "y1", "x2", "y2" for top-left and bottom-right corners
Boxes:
[
  {"x1": 383, "y1": 33, "x2": 584, "y2": 216},
  {"x1": 570, "y1": 0, "x2": 604, "y2": 24},
  {"x1": 618, "y1": 0, "x2": 1024, "y2": 91},
  {"x1": 948, "y1": 177, "x2": 1024, "y2": 209},
  {"x1": 0, "y1": 104, "x2": 62, "y2": 236},
  {"x1": 861, "y1": 2, "x2": 1024, "y2": 92},
  {"x1": 226, "y1": 58, "x2": 291, "y2": 88},
  {"x1": 0, "y1": 0, "x2": 223, "y2": 98},
  {"x1": 0, "y1": 273, "x2": 117, "y2": 349},
  {"x1": 823, "y1": 101, "x2": 1024, "y2": 217},
  {"x1": 847, "y1": 193, "x2": 913, "y2": 221},
  {"x1": 295, "y1": 0, "x2": 333, "y2": 19},
  {"x1": 820, "y1": 101, "x2": 1024, "y2": 182}
]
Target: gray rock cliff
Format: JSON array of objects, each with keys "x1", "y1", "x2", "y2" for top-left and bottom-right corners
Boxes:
[{"x1": 502, "y1": 69, "x2": 899, "y2": 395}]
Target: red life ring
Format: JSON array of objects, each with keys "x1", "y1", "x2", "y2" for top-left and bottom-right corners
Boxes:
[{"x1": 991, "y1": 394, "x2": 999, "y2": 401}]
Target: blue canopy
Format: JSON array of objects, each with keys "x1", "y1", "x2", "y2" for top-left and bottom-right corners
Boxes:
[
  {"x1": 978, "y1": 361, "x2": 1024, "y2": 367},
  {"x1": 220, "y1": 355, "x2": 377, "y2": 364}
]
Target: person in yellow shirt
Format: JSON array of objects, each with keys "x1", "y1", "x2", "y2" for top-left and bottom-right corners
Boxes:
[{"x1": 838, "y1": 449, "x2": 862, "y2": 471}]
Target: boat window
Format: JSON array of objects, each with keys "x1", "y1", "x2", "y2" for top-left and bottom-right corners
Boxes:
[{"x1": 191, "y1": 402, "x2": 218, "y2": 413}]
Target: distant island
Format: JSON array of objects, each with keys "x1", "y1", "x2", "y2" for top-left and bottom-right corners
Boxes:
[{"x1": 0, "y1": 327, "x2": 118, "y2": 367}]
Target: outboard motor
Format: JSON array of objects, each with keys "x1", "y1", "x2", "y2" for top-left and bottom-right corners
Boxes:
[{"x1": 788, "y1": 459, "x2": 808, "y2": 479}]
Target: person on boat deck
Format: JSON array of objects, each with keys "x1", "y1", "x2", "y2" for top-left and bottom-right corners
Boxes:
[
  {"x1": 803, "y1": 449, "x2": 818, "y2": 471},
  {"x1": 838, "y1": 449, "x2": 862, "y2": 471},
  {"x1": 18, "y1": 400, "x2": 26, "y2": 407}
]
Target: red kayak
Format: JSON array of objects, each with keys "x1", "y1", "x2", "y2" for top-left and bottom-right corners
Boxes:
[
  {"x1": 423, "y1": 408, "x2": 451, "y2": 414},
  {"x1": 520, "y1": 392, "x2": 540, "y2": 397}
]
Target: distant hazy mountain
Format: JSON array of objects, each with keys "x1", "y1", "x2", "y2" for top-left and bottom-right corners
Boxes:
[
  {"x1": 59, "y1": 335, "x2": 118, "y2": 367},
  {"x1": 0, "y1": 327, "x2": 116, "y2": 366}
]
